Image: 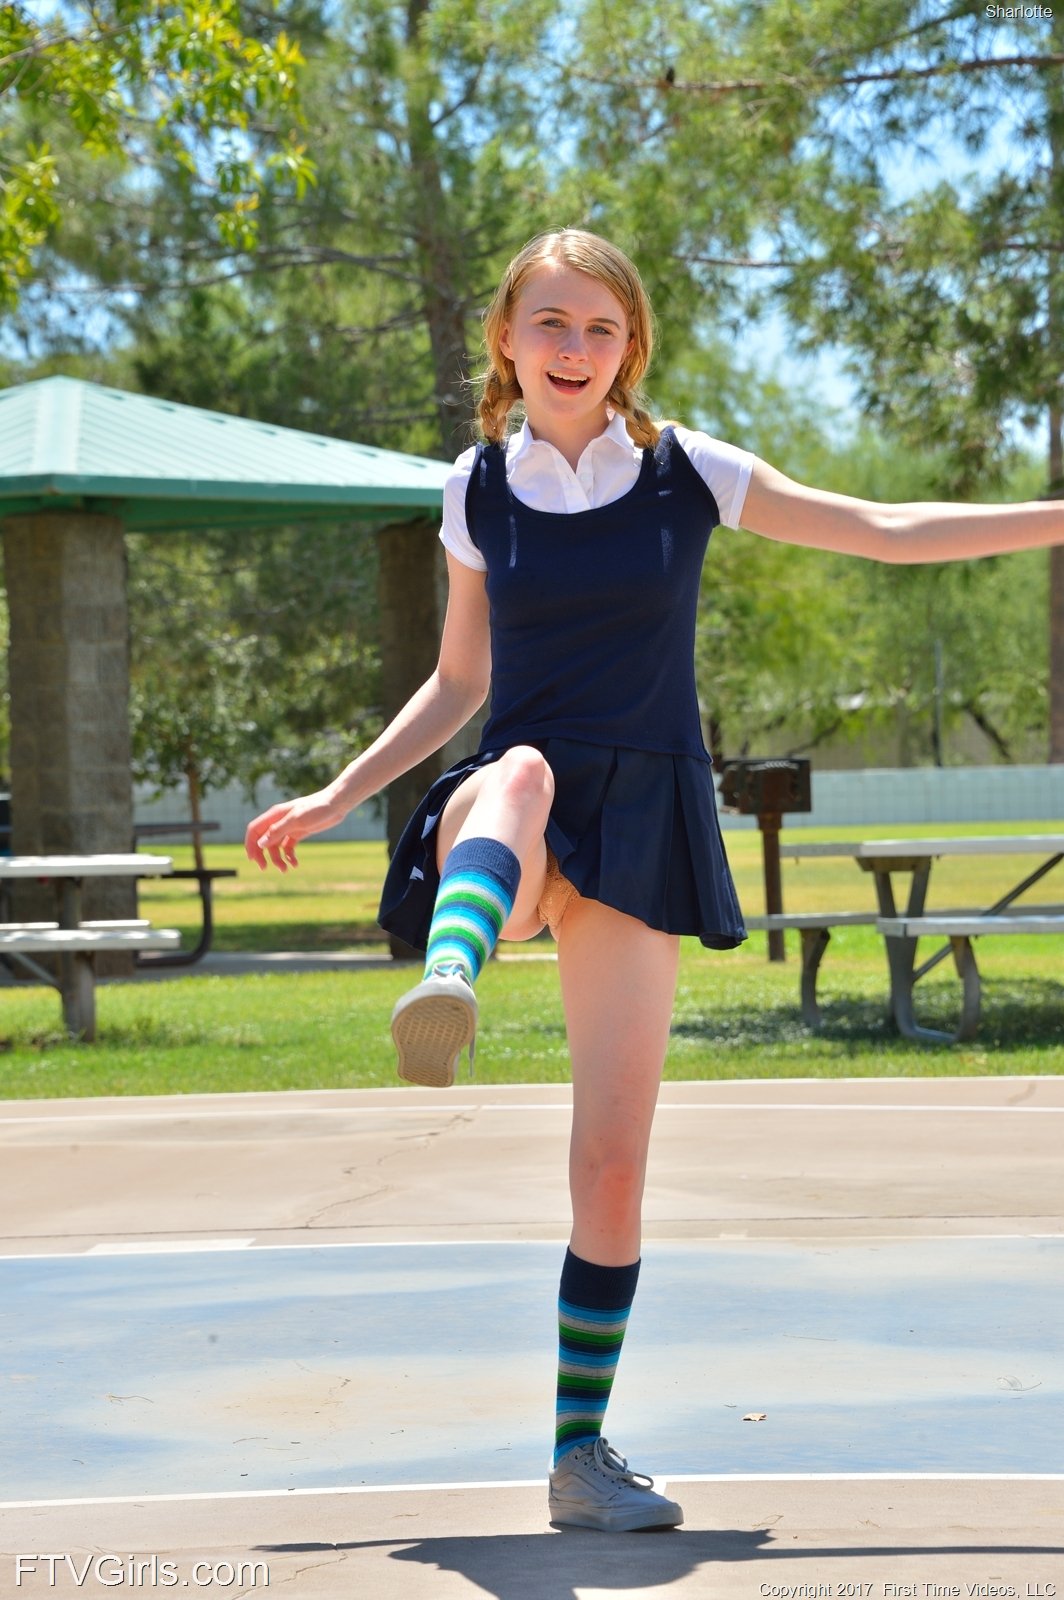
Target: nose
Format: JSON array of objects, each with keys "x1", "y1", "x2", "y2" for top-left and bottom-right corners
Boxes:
[{"x1": 558, "y1": 326, "x2": 588, "y2": 361}]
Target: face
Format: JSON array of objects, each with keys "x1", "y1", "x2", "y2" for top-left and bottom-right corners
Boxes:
[{"x1": 499, "y1": 262, "x2": 634, "y2": 441}]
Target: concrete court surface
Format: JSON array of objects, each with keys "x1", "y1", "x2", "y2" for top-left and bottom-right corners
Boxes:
[{"x1": 1, "y1": 1076, "x2": 1063, "y2": 1599}]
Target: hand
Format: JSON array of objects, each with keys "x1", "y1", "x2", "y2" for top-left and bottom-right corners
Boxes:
[{"x1": 244, "y1": 789, "x2": 346, "y2": 872}]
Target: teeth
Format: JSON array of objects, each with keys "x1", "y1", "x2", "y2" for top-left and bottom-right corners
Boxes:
[{"x1": 548, "y1": 371, "x2": 589, "y2": 384}]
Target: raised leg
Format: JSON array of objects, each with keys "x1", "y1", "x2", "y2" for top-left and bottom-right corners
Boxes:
[
  {"x1": 435, "y1": 746, "x2": 554, "y2": 941},
  {"x1": 391, "y1": 747, "x2": 555, "y2": 1086}
]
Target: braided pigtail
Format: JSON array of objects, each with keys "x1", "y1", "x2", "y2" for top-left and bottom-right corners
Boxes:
[
  {"x1": 476, "y1": 362, "x2": 522, "y2": 445},
  {"x1": 608, "y1": 375, "x2": 662, "y2": 451}
]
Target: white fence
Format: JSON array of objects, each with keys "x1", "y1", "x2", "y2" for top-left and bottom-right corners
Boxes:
[
  {"x1": 720, "y1": 764, "x2": 1064, "y2": 831},
  {"x1": 134, "y1": 780, "x2": 385, "y2": 844},
  {"x1": 135, "y1": 763, "x2": 1064, "y2": 845}
]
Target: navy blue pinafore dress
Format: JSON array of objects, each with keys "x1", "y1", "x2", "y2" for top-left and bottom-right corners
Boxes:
[{"x1": 378, "y1": 426, "x2": 746, "y2": 951}]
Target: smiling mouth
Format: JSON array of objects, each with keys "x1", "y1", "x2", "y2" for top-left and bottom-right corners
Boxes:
[{"x1": 547, "y1": 371, "x2": 591, "y2": 392}]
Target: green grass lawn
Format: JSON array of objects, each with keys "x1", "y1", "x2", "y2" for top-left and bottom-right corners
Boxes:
[{"x1": 0, "y1": 822, "x2": 1061, "y2": 1099}]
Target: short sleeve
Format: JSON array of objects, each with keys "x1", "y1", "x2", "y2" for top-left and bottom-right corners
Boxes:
[
  {"x1": 438, "y1": 446, "x2": 487, "y2": 572},
  {"x1": 671, "y1": 425, "x2": 755, "y2": 529}
]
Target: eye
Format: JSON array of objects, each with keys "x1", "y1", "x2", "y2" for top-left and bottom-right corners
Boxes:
[{"x1": 589, "y1": 325, "x2": 615, "y2": 337}]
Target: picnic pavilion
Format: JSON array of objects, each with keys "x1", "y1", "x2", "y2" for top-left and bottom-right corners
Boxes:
[{"x1": 0, "y1": 375, "x2": 451, "y2": 935}]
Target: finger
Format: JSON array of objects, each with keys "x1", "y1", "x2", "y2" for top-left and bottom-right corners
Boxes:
[
  {"x1": 246, "y1": 806, "x2": 288, "y2": 868},
  {"x1": 284, "y1": 840, "x2": 299, "y2": 868},
  {"x1": 266, "y1": 840, "x2": 288, "y2": 872}
]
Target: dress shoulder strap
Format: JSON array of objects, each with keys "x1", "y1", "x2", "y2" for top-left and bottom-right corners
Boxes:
[
  {"x1": 464, "y1": 440, "x2": 508, "y2": 551},
  {"x1": 651, "y1": 423, "x2": 721, "y2": 525}
]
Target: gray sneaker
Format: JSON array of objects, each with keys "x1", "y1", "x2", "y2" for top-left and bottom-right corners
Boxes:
[
  {"x1": 548, "y1": 1437, "x2": 684, "y2": 1532},
  {"x1": 390, "y1": 964, "x2": 478, "y2": 1088}
]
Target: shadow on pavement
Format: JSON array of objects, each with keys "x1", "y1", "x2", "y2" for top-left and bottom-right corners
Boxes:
[{"x1": 259, "y1": 1531, "x2": 1064, "y2": 1600}]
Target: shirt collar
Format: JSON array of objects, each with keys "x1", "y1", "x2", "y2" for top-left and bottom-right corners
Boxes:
[{"x1": 509, "y1": 409, "x2": 635, "y2": 463}]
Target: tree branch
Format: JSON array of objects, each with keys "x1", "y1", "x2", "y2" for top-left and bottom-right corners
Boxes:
[
  {"x1": 429, "y1": 61, "x2": 486, "y2": 129},
  {"x1": 962, "y1": 699, "x2": 1013, "y2": 762},
  {"x1": 571, "y1": 53, "x2": 1064, "y2": 101}
]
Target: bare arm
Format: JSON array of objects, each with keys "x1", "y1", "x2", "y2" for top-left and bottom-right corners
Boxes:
[
  {"x1": 246, "y1": 553, "x2": 491, "y2": 870},
  {"x1": 741, "y1": 458, "x2": 1064, "y2": 564}
]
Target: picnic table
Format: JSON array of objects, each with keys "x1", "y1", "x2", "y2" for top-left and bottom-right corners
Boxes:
[
  {"x1": 0, "y1": 854, "x2": 180, "y2": 1040},
  {"x1": 132, "y1": 821, "x2": 237, "y2": 967},
  {"x1": 761, "y1": 834, "x2": 1064, "y2": 1044}
]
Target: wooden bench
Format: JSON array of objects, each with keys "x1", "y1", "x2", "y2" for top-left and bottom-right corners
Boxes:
[
  {"x1": 876, "y1": 911, "x2": 1064, "y2": 1044},
  {"x1": 1, "y1": 925, "x2": 181, "y2": 1041},
  {"x1": 742, "y1": 912, "x2": 880, "y2": 1027},
  {"x1": 0, "y1": 919, "x2": 151, "y2": 933},
  {"x1": 745, "y1": 904, "x2": 1064, "y2": 1037}
]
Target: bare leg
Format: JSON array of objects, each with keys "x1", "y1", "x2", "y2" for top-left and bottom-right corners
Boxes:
[
  {"x1": 545, "y1": 898, "x2": 686, "y2": 1531},
  {"x1": 557, "y1": 898, "x2": 680, "y2": 1264},
  {"x1": 436, "y1": 745, "x2": 554, "y2": 941}
]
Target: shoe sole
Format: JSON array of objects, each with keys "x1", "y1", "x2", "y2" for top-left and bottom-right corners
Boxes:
[
  {"x1": 391, "y1": 985, "x2": 477, "y2": 1088},
  {"x1": 548, "y1": 1497, "x2": 684, "y2": 1532}
]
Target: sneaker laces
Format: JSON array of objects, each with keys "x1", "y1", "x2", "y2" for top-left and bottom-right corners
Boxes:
[
  {"x1": 425, "y1": 962, "x2": 476, "y2": 1078},
  {"x1": 426, "y1": 961, "x2": 473, "y2": 987},
  {"x1": 592, "y1": 1437, "x2": 655, "y2": 1490}
]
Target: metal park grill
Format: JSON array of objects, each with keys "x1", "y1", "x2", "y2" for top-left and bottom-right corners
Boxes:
[{"x1": 718, "y1": 758, "x2": 812, "y2": 961}]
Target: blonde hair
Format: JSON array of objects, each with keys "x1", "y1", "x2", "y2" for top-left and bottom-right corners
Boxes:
[{"x1": 476, "y1": 229, "x2": 661, "y2": 450}]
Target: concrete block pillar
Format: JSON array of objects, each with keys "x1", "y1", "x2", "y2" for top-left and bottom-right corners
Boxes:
[{"x1": 2, "y1": 511, "x2": 136, "y2": 938}]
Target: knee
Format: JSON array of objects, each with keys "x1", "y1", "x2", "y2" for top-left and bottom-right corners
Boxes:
[{"x1": 494, "y1": 745, "x2": 555, "y2": 811}]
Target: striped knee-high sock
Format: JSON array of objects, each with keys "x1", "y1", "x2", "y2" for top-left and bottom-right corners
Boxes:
[
  {"x1": 423, "y1": 836, "x2": 521, "y2": 984},
  {"x1": 554, "y1": 1248, "x2": 641, "y2": 1466}
]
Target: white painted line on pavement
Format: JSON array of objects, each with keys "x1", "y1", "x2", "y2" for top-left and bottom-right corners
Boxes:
[
  {"x1": 86, "y1": 1239, "x2": 255, "y2": 1254},
  {"x1": 2, "y1": 1101, "x2": 1063, "y2": 1126},
  {"x1": 0, "y1": 1233, "x2": 1060, "y2": 1262},
  {"x1": 3, "y1": 1471, "x2": 1062, "y2": 1511}
]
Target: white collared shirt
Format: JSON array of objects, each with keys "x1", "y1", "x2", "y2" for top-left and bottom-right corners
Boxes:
[{"x1": 439, "y1": 411, "x2": 755, "y2": 571}]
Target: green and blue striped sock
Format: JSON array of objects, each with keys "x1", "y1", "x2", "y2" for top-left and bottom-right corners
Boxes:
[
  {"x1": 424, "y1": 836, "x2": 521, "y2": 985},
  {"x1": 554, "y1": 1249, "x2": 641, "y2": 1466}
]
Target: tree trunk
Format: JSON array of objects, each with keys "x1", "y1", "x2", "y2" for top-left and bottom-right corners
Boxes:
[
  {"x1": 405, "y1": 0, "x2": 476, "y2": 463},
  {"x1": 377, "y1": 517, "x2": 446, "y2": 959},
  {"x1": 1047, "y1": 11, "x2": 1064, "y2": 761},
  {"x1": 185, "y1": 755, "x2": 206, "y2": 872},
  {"x1": 1049, "y1": 467, "x2": 1064, "y2": 764},
  {"x1": 367, "y1": 5, "x2": 491, "y2": 961}
]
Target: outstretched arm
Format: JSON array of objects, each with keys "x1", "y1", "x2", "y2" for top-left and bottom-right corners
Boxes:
[
  {"x1": 245, "y1": 553, "x2": 491, "y2": 871},
  {"x1": 741, "y1": 458, "x2": 1064, "y2": 564}
]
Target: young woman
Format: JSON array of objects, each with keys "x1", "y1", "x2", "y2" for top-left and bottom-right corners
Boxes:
[{"x1": 246, "y1": 229, "x2": 1063, "y2": 1532}]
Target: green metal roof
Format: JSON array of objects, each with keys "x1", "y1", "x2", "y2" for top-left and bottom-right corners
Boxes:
[{"x1": 0, "y1": 376, "x2": 451, "y2": 530}]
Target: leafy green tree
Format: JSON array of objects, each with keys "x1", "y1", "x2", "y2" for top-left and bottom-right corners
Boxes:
[
  {"x1": 0, "y1": 0, "x2": 314, "y2": 311},
  {"x1": 128, "y1": 523, "x2": 382, "y2": 864},
  {"x1": 12, "y1": 0, "x2": 1059, "y2": 799},
  {"x1": 73, "y1": 0, "x2": 565, "y2": 932},
  {"x1": 567, "y1": 0, "x2": 1064, "y2": 752}
]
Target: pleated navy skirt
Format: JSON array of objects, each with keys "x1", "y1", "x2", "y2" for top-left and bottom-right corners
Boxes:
[{"x1": 377, "y1": 737, "x2": 747, "y2": 952}]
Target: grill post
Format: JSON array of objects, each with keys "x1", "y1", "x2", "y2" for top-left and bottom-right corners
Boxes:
[
  {"x1": 758, "y1": 810, "x2": 785, "y2": 962},
  {"x1": 718, "y1": 759, "x2": 813, "y2": 963}
]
